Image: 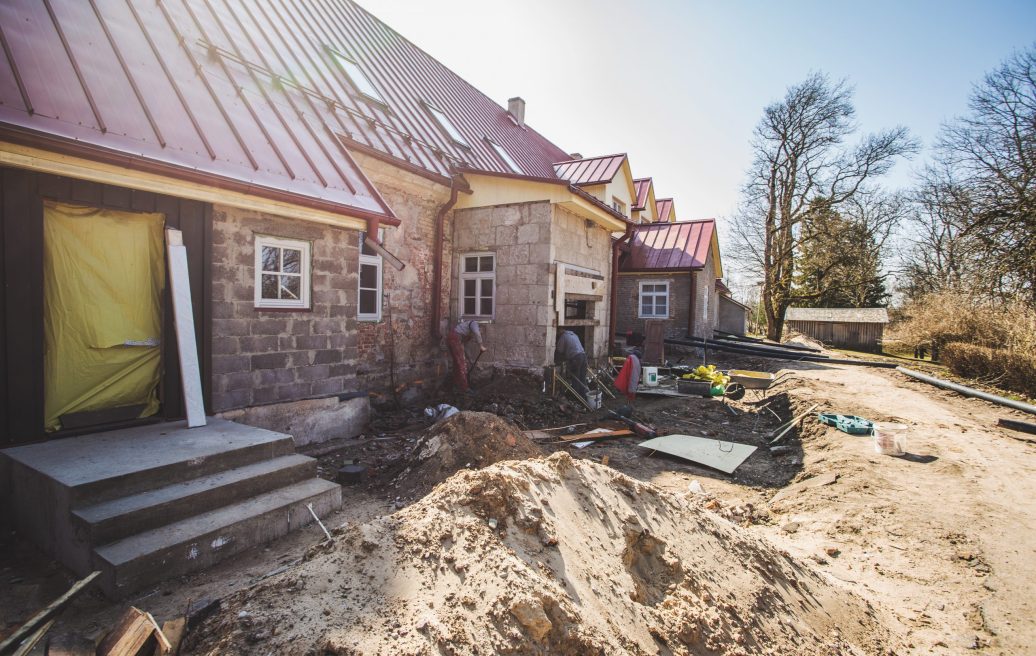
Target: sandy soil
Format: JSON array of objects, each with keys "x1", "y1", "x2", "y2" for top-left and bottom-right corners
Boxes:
[{"x1": 2, "y1": 353, "x2": 1034, "y2": 654}]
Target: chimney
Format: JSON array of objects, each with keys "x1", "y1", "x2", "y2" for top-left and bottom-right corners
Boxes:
[{"x1": 507, "y1": 96, "x2": 526, "y2": 127}]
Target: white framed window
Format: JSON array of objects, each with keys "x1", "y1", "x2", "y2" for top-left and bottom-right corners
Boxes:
[
  {"x1": 460, "y1": 253, "x2": 495, "y2": 318},
  {"x1": 358, "y1": 230, "x2": 384, "y2": 321},
  {"x1": 330, "y1": 50, "x2": 385, "y2": 104},
  {"x1": 426, "y1": 102, "x2": 469, "y2": 147},
  {"x1": 486, "y1": 138, "x2": 521, "y2": 173},
  {"x1": 612, "y1": 197, "x2": 627, "y2": 217},
  {"x1": 639, "y1": 280, "x2": 669, "y2": 318},
  {"x1": 254, "y1": 235, "x2": 311, "y2": 309}
]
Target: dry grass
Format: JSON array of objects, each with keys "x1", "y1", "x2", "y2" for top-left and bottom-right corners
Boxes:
[
  {"x1": 942, "y1": 343, "x2": 1036, "y2": 398},
  {"x1": 887, "y1": 291, "x2": 1036, "y2": 354},
  {"x1": 888, "y1": 291, "x2": 1036, "y2": 397}
]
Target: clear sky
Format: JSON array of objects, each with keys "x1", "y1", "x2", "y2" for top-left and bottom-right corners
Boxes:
[{"x1": 360, "y1": 0, "x2": 1035, "y2": 223}]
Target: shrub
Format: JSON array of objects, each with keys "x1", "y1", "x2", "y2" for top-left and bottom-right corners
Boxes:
[
  {"x1": 942, "y1": 342, "x2": 1036, "y2": 398},
  {"x1": 888, "y1": 291, "x2": 1036, "y2": 355}
]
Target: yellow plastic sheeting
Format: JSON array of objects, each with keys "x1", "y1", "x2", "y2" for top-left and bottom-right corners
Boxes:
[{"x1": 43, "y1": 201, "x2": 166, "y2": 431}]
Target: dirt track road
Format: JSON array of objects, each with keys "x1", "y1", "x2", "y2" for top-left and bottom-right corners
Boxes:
[{"x1": 746, "y1": 363, "x2": 1036, "y2": 654}]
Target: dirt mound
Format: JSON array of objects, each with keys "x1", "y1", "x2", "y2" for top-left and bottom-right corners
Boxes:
[
  {"x1": 393, "y1": 411, "x2": 541, "y2": 496},
  {"x1": 187, "y1": 454, "x2": 900, "y2": 655}
]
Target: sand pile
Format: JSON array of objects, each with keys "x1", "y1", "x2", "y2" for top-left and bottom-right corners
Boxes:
[
  {"x1": 392, "y1": 411, "x2": 541, "y2": 496},
  {"x1": 188, "y1": 453, "x2": 899, "y2": 655}
]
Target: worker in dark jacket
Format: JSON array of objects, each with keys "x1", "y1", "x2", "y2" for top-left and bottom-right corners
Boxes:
[
  {"x1": 447, "y1": 318, "x2": 486, "y2": 393},
  {"x1": 554, "y1": 329, "x2": 589, "y2": 397}
]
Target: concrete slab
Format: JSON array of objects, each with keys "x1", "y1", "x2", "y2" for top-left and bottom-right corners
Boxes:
[{"x1": 0, "y1": 418, "x2": 292, "y2": 490}]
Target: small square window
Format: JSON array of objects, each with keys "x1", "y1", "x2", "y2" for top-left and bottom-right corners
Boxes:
[
  {"x1": 638, "y1": 280, "x2": 669, "y2": 319},
  {"x1": 254, "y1": 235, "x2": 311, "y2": 309}
]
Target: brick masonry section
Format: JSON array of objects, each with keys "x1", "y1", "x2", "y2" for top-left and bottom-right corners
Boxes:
[
  {"x1": 349, "y1": 153, "x2": 454, "y2": 404},
  {"x1": 209, "y1": 205, "x2": 362, "y2": 413},
  {"x1": 616, "y1": 250, "x2": 720, "y2": 340}
]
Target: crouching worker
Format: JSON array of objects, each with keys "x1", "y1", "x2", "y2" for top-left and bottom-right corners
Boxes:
[
  {"x1": 447, "y1": 318, "x2": 486, "y2": 393},
  {"x1": 554, "y1": 329, "x2": 589, "y2": 397}
]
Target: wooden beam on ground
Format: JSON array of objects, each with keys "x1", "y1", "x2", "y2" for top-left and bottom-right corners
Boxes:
[
  {"x1": 0, "y1": 571, "x2": 99, "y2": 656},
  {"x1": 560, "y1": 429, "x2": 632, "y2": 442}
]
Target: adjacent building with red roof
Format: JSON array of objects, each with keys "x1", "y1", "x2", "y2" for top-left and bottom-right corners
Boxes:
[{"x1": 615, "y1": 219, "x2": 737, "y2": 340}]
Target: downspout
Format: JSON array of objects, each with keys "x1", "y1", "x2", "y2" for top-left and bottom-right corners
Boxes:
[
  {"x1": 431, "y1": 173, "x2": 462, "y2": 340},
  {"x1": 608, "y1": 223, "x2": 633, "y2": 353},
  {"x1": 687, "y1": 268, "x2": 698, "y2": 339}
]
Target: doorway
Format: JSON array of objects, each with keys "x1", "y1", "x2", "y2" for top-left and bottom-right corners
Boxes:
[{"x1": 42, "y1": 201, "x2": 166, "y2": 432}]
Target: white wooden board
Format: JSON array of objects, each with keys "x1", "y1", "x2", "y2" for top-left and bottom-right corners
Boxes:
[
  {"x1": 166, "y1": 229, "x2": 206, "y2": 428},
  {"x1": 637, "y1": 434, "x2": 756, "y2": 474}
]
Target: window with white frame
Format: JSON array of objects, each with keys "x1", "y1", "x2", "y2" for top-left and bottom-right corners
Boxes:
[
  {"x1": 460, "y1": 253, "x2": 495, "y2": 318},
  {"x1": 255, "y1": 235, "x2": 311, "y2": 309},
  {"x1": 358, "y1": 230, "x2": 384, "y2": 321},
  {"x1": 612, "y1": 197, "x2": 627, "y2": 217},
  {"x1": 639, "y1": 280, "x2": 669, "y2": 318}
]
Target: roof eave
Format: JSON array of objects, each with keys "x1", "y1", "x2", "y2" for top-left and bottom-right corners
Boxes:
[{"x1": 0, "y1": 129, "x2": 399, "y2": 228}]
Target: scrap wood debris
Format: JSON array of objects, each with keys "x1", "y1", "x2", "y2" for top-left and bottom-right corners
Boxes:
[{"x1": 185, "y1": 452, "x2": 901, "y2": 655}]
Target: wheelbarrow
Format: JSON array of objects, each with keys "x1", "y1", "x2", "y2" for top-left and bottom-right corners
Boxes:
[{"x1": 723, "y1": 369, "x2": 795, "y2": 401}]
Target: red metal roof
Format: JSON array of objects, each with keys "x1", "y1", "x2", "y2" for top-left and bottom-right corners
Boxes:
[
  {"x1": 632, "y1": 177, "x2": 652, "y2": 210},
  {"x1": 0, "y1": 0, "x2": 399, "y2": 221},
  {"x1": 553, "y1": 153, "x2": 627, "y2": 186},
  {"x1": 656, "y1": 198, "x2": 675, "y2": 222},
  {"x1": 620, "y1": 219, "x2": 715, "y2": 271},
  {"x1": 0, "y1": 0, "x2": 582, "y2": 217}
]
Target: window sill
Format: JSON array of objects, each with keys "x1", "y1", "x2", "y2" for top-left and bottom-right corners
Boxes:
[
  {"x1": 357, "y1": 316, "x2": 382, "y2": 323},
  {"x1": 254, "y1": 305, "x2": 313, "y2": 313}
]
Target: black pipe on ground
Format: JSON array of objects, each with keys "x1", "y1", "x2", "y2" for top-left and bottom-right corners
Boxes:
[
  {"x1": 681, "y1": 335, "x2": 831, "y2": 360},
  {"x1": 665, "y1": 337, "x2": 900, "y2": 369},
  {"x1": 712, "y1": 330, "x2": 823, "y2": 353},
  {"x1": 897, "y1": 367, "x2": 1036, "y2": 416}
]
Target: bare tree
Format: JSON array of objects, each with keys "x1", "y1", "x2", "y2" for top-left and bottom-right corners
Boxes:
[
  {"x1": 730, "y1": 73, "x2": 917, "y2": 340},
  {"x1": 898, "y1": 166, "x2": 982, "y2": 299},
  {"x1": 936, "y1": 46, "x2": 1036, "y2": 304}
]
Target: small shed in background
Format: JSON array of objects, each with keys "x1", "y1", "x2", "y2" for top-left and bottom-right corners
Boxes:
[{"x1": 785, "y1": 308, "x2": 889, "y2": 352}]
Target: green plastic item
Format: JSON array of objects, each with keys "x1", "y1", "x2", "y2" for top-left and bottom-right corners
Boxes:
[
  {"x1": 818, "y1": 412, "x2": 873, "y2": 435},
  {"x1": 709, "y1": 384, "x2": 726, "y2": 397}
]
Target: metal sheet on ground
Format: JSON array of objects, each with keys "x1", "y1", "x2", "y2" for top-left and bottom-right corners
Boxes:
[{"x1": 637, "y1": 435, "x2": 757, "y2": 474}]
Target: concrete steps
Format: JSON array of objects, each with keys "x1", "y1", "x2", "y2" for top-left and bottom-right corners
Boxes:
[
  {"x1": 0, "y1": 419, "x2": 342, "y2": 597},
  {"x1": 94, "y1": 477, "x2": 341, "y2": 595},
  {"x1": 72, "y1": 454, "x2": 318, "y2": 545}
]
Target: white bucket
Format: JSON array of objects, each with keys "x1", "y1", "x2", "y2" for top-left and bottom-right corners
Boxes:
[
  {"x1": 585, "y1": 390, "x2": 603, "y2": 410},
  {"x1": 872, "y1": 423, "x2": 908, "y2": 456},
  {"x1": 644, "y1": 366, "x2": 659, "y2": 387}
]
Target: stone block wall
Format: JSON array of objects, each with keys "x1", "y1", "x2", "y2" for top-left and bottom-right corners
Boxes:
[
  {"x1": 548, "y1": 206, "x2": 613, "y2": 361},
  {"x1": 451, "y1": 201, "x2": 553, "y2": 369},
  {"x1": 349, "y1": 153, "x2": 454, "y2": 403},
  {"x1": 615, "y1": 272, "x2": 692, "y2": 339},
  {"x1": 210, "y1": 206, "x2": 362, "y2": 414}
]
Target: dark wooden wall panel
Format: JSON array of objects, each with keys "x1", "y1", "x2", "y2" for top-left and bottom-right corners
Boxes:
[
  {"x1": 2, "y1": 169, "x2": 44, "y2": 442},
  {"x1": 0, "y1": 167, "x2": 212, "y2": 444}
]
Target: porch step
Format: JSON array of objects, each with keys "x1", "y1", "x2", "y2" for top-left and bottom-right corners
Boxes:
[
  {"x1": 93, "y1": 477, "x2": 341, "y2": 596},
  {"x1": 1, "y1": 419, "x2": 296, "y2": 505},
  {"x1": 72, "y1": 454, "x2": 317, "y2": 545}
]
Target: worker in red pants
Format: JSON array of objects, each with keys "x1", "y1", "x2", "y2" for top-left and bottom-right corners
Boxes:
[{"x1": 446, "y1": 318, "x2": 486, "y2": 393}]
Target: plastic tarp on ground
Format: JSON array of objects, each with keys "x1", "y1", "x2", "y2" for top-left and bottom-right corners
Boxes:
[{"x1": 43, "y1": 201, "x2": 165, "y2": 431}]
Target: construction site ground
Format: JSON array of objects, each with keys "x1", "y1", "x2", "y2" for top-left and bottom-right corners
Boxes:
[{"x1": 2, "y1": 350, "x2": 1035, "y2": 654}]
